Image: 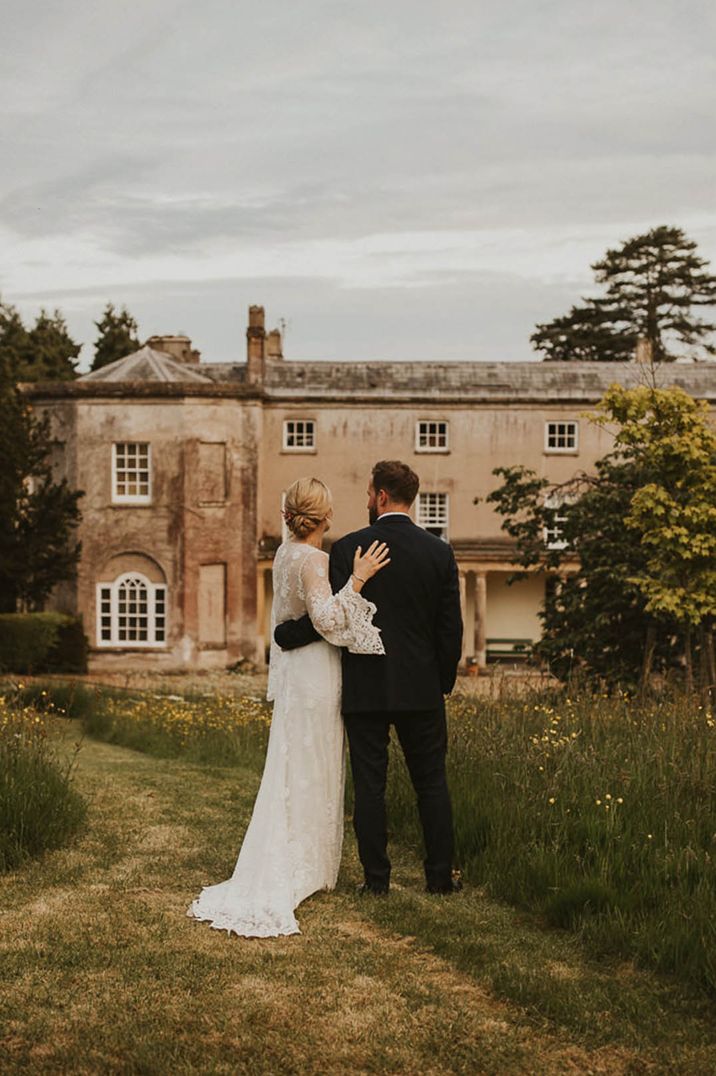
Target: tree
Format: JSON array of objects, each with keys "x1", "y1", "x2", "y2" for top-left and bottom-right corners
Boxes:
[
  {"x1": 0, "y1": 355, "x2": 83, "y2": 612},
  {"x1": 25, "y1": 309, "x2": 81, "y2": 380},
  {"x1": 599, "y1": 386, "x2": 716, "y2": 693},
  {"x1": 487, "y1": 385, "x2": 715, "y2": 691},
  {"x1": 0, "y1": 300, "x2": 80, "y2": 381},
  {"x1": 0, "y1": 301, "x2": 32, "y2": 374},
  {"x1": 487, "y1": 459, "x2": 676, "y2": 689},
  {"x1": 91, "y1": 303, "x2": 140, "y2": 371},
  {"x1": 531, "y1": 226, "x2": 716, "y2": 363}
]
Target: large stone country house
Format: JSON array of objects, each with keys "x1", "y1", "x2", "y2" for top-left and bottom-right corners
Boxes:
[{"x1": 23, "y1": 306, "x2": 716, "y2": 672}]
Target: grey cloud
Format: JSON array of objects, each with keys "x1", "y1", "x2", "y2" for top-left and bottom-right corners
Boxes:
[
  {"x1": 9, "y1": 269, "x2": 585, "y2": 368},
  {"x1": 1, "y1": 0, "x2": 715, "y2": 359}
]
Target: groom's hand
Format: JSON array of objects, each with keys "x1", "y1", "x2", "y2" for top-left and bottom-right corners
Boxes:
[{"x1": 274, "y1": 614, "x2": 322, "y2": 651}]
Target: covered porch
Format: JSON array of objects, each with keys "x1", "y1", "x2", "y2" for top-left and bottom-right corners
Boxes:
[{"x1": 453, "y1": 539, "x2": 545, "y2": 670}]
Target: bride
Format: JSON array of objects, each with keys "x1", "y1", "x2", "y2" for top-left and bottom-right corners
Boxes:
[{"x1": 187, "y1": 477, "x2": 389, "y2": 937}]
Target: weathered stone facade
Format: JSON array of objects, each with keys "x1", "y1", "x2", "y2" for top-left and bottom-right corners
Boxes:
[{"x1": 24, "y1": 307, "x2": 716, "y2": 672}]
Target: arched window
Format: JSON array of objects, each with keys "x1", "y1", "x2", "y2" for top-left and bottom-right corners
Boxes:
[{"x1": 96, "y1": 572, "x2": 167, "y2": 647}]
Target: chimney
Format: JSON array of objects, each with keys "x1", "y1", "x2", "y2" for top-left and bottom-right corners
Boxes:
[
  {"x1": 146, "y1": 334, "x2": 201, "y2": 364},
  {"x1": 246, "y1": 305, "x2": 266, "y2": 384},
  {"x1": 266, "y1": 327, "x2": 283, "y2": 361}
]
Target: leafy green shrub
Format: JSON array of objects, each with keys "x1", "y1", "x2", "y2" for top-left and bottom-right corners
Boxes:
[
  {"x1": 0, "y1": 613, "x2": 88, "y2": 674},
  {"x1": 45, "y1": 617, "x2": 88, "y2": 673},
  {"x1": 0, "y1": 613, "x2": 61, "y2": 673},
  {"x1": 0, "y1": 698, "x2": 86, "y2": 871}
]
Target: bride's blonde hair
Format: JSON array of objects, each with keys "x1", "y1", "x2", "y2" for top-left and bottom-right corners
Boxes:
[{"x1": 283, "y1": 477, "x2": 332, "y2": 540}]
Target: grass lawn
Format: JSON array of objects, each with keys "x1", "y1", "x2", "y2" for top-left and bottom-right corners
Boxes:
[{"x1": 1, "y1": 721, "x2": 716, "y2": 1074}]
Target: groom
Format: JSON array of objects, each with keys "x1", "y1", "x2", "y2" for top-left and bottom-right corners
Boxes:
[{"x1": 274, "y1": 460, "x2": 463, "y2": 895}]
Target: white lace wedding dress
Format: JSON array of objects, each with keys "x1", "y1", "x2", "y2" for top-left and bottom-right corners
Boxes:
[{"x1": 187, "y1": 539, "x2": 384, "y2": 937}]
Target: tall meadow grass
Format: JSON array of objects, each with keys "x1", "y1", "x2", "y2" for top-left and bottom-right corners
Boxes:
[
  {"x1": 2, "y1": 679, "x2": 272, "y2": 769},
  {"x1": 0, "y1": 694, "x2": 86, "y2": 871},
  {"x1": 84, "y1": 686, "x2": 270, "y2": 767},
  {"x1": 85, "y1": 691, "x2": 272, "y2": 767},
  {"x1": 16, "y1": 678, "x2": 716, "y2": 992},
  {"x1": 387, "y1": 690, "x2": 716, "y2": 991}
]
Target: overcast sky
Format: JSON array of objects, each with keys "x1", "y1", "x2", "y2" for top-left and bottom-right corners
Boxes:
[{"x1": 1, "y1": 0, "x2": 715, "y2": 369}]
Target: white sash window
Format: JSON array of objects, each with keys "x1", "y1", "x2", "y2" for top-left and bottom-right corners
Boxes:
[
  {"x1": 417, "y1": 492, "x2": 449, "y2": 540},
  {"x1": 283, "y1": 420, "x2": 316, "y2": 451},
  {"x1": 112, "y1": 443, "x2": 152, "y2": 503},
  {"x1": 545, "y1": 421, "x2": 578, "y2": 453},
  {"x1": 96, "y1": 573, "x2": 167, "y2": 647},
  {"x1": 543, "y1": 495, "x2": 569, "y2": 550},
  {"x1": 416, "y1": 420, "x2": 449, "y2": 452}
]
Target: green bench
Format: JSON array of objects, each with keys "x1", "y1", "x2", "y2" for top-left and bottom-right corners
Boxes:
[{"x1": 486, "y1": 638, "x2": 533, "y2": 663}]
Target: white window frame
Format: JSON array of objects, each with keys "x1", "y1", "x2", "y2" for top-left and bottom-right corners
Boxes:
[
  {"x1": 543, "y1": 494, "x2": 569, "y2": 550},
  {"x1": 415, "y1": 420, "x2": 449, "y2": 453},
  {"x1": 416, "y1": 491, "x2": 449, "y2": 541},
  {"x1": 544, "y1": 421, "x2": 579, "y2": 454},
  {"x1": 112, "y1": 442, "x2": 152, "y2": 503},
  {"x1": 95, "y1": 572, "x2": 168, "y2": 648},
  {"x1": 282, "y1": 419, "x2": 316, "y2": 452}
]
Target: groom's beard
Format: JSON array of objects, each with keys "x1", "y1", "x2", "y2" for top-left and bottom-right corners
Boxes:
[{"x1": 368, "y1": 505, "x2": 378, "y2": 525}]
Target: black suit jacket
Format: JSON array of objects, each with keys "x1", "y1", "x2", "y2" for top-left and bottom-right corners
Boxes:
[{"x1": 273, "y1": 514, "x2": 463, "y2": 714}]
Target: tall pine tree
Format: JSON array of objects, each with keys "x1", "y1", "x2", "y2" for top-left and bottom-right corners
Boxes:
[
  {"x1": 26, "y1": 309, "x2": 81, "y2": 380},
  {"x1": 0, "y1": 301, "x2": 80, "y2": 381},
  {"x1": 0, "y1": 302, "x2": 30, "y2": 365},
  {"x1": 0, "y1": 355, "x2": 83, "y2": 612},
  {"x1": 91, "y1": 303, "x2": 140, "y2": 371},
  {"x1": 532, "y1": 226, "x2": 716, "y2": 362}
]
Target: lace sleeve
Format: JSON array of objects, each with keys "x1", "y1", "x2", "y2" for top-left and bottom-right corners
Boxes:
[{"x1": 300, "y1": 551, "x2": 385, "y2": 655}]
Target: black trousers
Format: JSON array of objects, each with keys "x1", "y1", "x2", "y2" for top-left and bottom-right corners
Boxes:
[{"x1": 343, "y1": 705, "x2": 454, "y2": 890}]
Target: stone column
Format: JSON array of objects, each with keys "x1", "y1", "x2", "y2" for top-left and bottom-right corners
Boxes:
[
  {"x1": 475, "y1": 571, "x2": 487, "y2": 668},
  {"x1": 465, "y1": 571, "x2": 476, "y2": 662},
  {"x1": 459, "y1": 570, "x2": 469, "y2": 665}
]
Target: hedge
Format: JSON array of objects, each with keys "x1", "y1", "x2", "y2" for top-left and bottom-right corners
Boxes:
[{"x1": 0, "y1": 613, "x2": 88, "y2": 674}]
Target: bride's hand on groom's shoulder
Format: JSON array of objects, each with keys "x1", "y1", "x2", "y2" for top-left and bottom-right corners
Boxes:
[{"x1": 351, "y1": 541, "x2": 390, "y2": 592}]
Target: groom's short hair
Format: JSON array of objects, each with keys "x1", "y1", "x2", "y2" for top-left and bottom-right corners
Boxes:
[{"x1": 372, "y1": 460, "x2": 420, "y2": 506}]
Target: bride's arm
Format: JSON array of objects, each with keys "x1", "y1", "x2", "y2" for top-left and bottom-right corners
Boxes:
[{"x1": 301, "y1": 550, "x2": 386, "y2": 654}]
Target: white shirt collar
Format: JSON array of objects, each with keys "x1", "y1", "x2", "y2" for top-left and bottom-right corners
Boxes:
[{"x1": 377, "y1": 511, "x2": 412, "y2": 520}]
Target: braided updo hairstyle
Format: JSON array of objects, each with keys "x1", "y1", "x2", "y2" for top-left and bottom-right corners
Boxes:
[{"x1": 283, "y1": 477, "x2": 332, "y2": 540}]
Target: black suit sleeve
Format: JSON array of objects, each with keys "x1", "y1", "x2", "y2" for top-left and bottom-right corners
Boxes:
[
  {"x1": 273, "y1": 614, "x2": 321, "y2": 650},
  {"x1": 436, "y1": 548, "x2": 463, "y2": 694},
  {"x1": 329, "y1": 536, "x2": 353, "y2": 594}
]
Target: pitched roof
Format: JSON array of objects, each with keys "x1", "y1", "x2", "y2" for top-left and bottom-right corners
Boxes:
[
  {"x1": 258, "y1": 359, "x2": 716, "y2": 402},
  {"x1": 79, "y1": 345, "x2": 213, "y2": 384}
]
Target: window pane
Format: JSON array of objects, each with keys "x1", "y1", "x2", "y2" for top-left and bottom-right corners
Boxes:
[
  {"x1": 543, "y1": 495, "x2": 569, "y2": 548},
  {"x1": 99, "y1": 584, "x2": 113, "y2": 644},
  {"x1": 417, "y1": 421, "x2": 448, "y2": 450},
  {"x1": 546, "y1": 422, "x2": 577, "y2": 450},
  {"x1": 100, "y1": 575, "x2": 166, "y2": 647},
  {"x1": 285, "y1": 420, "x2": 315, "y2": 448},
  {"x1": 417, "y1": 492, "x2": 448, "y2": 538},
  {"x1": 114, "y1": 442, "x2": 150, "y2": 499}
]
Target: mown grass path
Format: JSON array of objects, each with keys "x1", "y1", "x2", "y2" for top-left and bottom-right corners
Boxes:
[{"x1": 1, "y1": 725, "x2": 715, "y2": 1074}]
